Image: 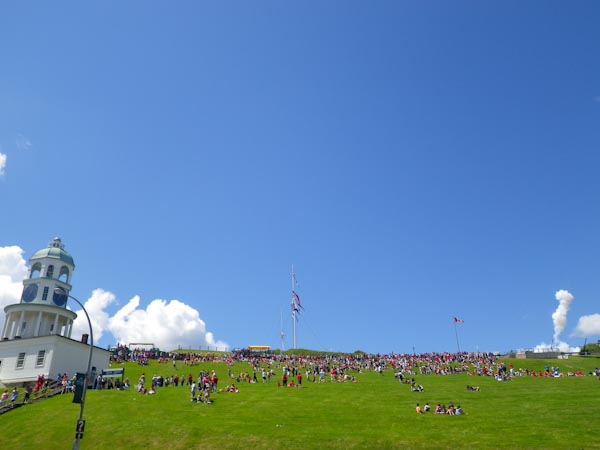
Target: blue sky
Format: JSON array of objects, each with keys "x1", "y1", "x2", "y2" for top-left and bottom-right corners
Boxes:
[{"x1": 1, "y1": 1, "x2": 600, "y2": 354}]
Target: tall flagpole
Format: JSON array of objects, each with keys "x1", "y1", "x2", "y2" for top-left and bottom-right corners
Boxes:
[
  {"x1": 280, "y1": 307, "x2": 285, "y2": 352},
  {"x1": 454, "y1": 319, "x2": 461, "y2": 353},
  {"x1": 292, "y1": 264, "x2": 297, "y2": 349}
]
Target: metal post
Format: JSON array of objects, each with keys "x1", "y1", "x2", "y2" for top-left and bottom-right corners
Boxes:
[
  {"x1": 55, "y1": 288, "x2": 93, "y2": 450},
  {"x1": 454, "y1": 321, "x2": 461, "y2": 353}
]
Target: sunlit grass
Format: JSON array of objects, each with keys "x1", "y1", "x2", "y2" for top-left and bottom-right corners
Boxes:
[{"x1": 2, "y1": 355, "x2": 599, "y2": 450}]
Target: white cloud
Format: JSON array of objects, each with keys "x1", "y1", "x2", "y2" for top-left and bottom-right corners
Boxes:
[
  {"x1": 0, "y1": 246, "x2": 28, "y2": 321},
  {"x1": 533, "y1": 341, "x2": 580, "y2": 353},
  {"x1": 0, "y1": 245, "x2": 228, "y2": 351},
  {"x1": 69, "y1": 289, "x2": 117, "y2": 344},
  {"x1": 107, "y1": 296, "x2": 229, "y2": 351},
  {"x1": 0, "y1": 152, "x2": 7, "y2": 176},
  {"x1": 572, "y1": 314, "x2": 600, "y2": 337},
  {"x1": 15, "y1": 134, "x2": 32, "y2": 151}
]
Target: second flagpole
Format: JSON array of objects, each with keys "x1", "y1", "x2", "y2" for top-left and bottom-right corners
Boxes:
[{"x1": 292, "y1": 264, "x2": 297, "y2": 349}]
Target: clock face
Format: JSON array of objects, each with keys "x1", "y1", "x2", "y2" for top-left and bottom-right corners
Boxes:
[
  {"x1": 52, "y1": 289, "x2": 68, "y2": 306},
  {"x1": 22, "y1": 284, "x2": 38, "y2": 302}
]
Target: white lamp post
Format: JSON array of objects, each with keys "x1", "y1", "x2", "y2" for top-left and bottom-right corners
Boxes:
[{"x1": 55, "y1": 288, "x2": 93, "y2": 450}]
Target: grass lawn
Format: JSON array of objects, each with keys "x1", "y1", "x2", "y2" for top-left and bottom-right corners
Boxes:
[{"x1": 2, "y1": 355, "x2": 599, "y2": 450}]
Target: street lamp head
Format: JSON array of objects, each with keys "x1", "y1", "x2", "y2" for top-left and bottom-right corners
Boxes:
[{"x1": 54, "y1": 287, "x2": 67, "y2": 296}]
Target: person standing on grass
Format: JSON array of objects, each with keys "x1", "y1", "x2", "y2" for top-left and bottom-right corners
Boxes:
[
  {"x1": 212, "y1": 373, "x2": 218, "y2": 393},
  {"x1": 10, "y1": 387, "x2": 18, "y2": 405},
  {"x1": 190, "y1": 381, "x2": 196, "y2": 402},
  {"x1": 0, "y1": 389, "x2": 8, "y2": 407},
  {"x1": 0, "y1": 390, "x2": 9, "y2": 406},
  {"x1": 297, "y1": 373, "x2": 302, "y2": 387},
  {"x1": 23, "y1": 385, "x2": 32, "y2": 404}
]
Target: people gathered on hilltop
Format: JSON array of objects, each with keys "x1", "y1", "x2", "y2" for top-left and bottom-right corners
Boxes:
[{"x1": 107, "y1": 345, "x2": 595, "y2": 387}]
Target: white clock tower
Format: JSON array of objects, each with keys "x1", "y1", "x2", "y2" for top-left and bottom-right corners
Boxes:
[
  {"x1": 2, "y1": 238, "x2": 77, "y2": 340},
  {"x1": 0, "y1": 238, "x2": 110, "y2": 387}
]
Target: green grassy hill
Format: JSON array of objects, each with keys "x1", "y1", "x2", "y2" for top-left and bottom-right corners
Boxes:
[{"x1": 2, "y1": 355, "x2": 599, "y2": 450}]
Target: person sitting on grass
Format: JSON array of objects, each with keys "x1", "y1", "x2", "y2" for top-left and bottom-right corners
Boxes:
[
  {"x1": 197, "y1": 388, "x2": 212, "y2": 403},
  {"x1": 416, "y1": 403, "x2": 422, "y2": 414},
  {"x1": 455, "y1": 405, "x2": 463, "y2": 415},
  {"x1": 423, "y1": 402, "x2": 430, "y2": 412}
]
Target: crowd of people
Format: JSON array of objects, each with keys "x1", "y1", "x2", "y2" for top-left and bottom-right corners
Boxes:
[
  {"x1": 0, "y1": 387, "x2": 20, "y2": 408},
  {"x1": 4, "y1": 348, "x2": 597, "y2": 414},
  {"x1": 416, "y1": 402, "x2": 464, "y2": 415},
  {"x1": 112, "y1": 345, "x2": 583, "y2": 385},
  {"x1": 0, "y1": 374, "x2": 50, "y2": 408},
  {"x1": 104, "y1": 349, "x2": 598, "y2": 401}
]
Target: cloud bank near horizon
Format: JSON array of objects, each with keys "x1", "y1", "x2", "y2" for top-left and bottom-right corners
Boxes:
[
  {"x1": 69, "y1": 291, "x2": 228, "y2": 351},
  {"x1": 0, "y1": 245, "x2": 228, "y2": 351},
  {"x1": 572, "y1": 314, "x2": 600, "y2": 338}
]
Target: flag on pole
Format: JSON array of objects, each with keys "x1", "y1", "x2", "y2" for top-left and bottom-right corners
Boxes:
[
  {"x1": 454, "y1": 317, "x2": 464, "y2": 323},
  {"x1": 292, "y1": 291, "x2": 302, "y2": 307},
  {"x1": 291, "y1": 290, "x2": 303, "y2": 313}
]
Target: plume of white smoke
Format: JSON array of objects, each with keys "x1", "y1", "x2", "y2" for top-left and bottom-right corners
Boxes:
[
  {"x1": 535, "y1": 289, "x2": 579, "y2": 353},
  {"x1": 534, "y1": 340, "x2": 579, "y2": 353},
  {"x1": 552, "y1": 289, "x2": 574, "y2": 343}
]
